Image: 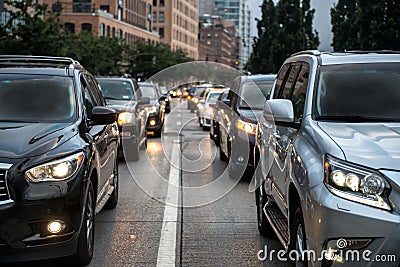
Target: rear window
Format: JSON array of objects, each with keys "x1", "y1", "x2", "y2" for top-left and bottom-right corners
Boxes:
[
  {"x1": 98, "y1": 80, "x2": 135, "y2": 100},
  {"x1": 238, "y1": 80, "x2": 275, "y2": 109},
  {"x1": 0, "y1": 74, "x2": 75, "y2": 122}
]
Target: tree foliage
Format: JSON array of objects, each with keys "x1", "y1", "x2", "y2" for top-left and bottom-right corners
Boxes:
[
  {"x1": 0, "y1": 0, "x2": 191, "y2": 76},
  {"x1": 245, "y1": 0, "x2": 319, "y2": 74},
  {"x1": 331, "y1": 0, "x2": 400, "y2": 51}
]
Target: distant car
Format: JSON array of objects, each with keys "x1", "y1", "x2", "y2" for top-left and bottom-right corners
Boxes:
[
  {"x1": 138, "y1": 82, "x2": 165, "y2": 137},
  {"x1": 218, "y1": 74, "x2": 276, "y2": 180},
  {"x1": 96, "y1": 77, "x2": 148, "y2": 161},
  {"x1": 197, "y1": 89, "x2": 226, "y2": 130},
  {"x1": 0, "y1": 55, "x2": 119, "y2": 265},
  {"x1": 210, "y1": 90, "x2": 229, "y2": 146},
  {"x1": 187, "y1": 84, "x2": 213, "y2": 112},
  {"x1": 159, "y1": 86, "x2": 171, "y2": 113}
]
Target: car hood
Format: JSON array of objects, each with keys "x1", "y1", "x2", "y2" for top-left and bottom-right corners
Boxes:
[
  {"x1": 238, "y1": 109, "x2": 263, "y2": 124},
  {"x1": 106, "y1": 99, "x2": 137, "y2": 113},
  {"x1": 318, "y1": 122, "x2": 400, "y2": 170},
  {"x1": 0, "y1": 122, "x2": 77, "y2": 159}
]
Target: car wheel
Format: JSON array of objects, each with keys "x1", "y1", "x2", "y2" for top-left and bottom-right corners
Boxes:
[
  {"x1": 291, "y1": 207, "x2": 307, "y2": 267},
  {"x1": 104, "y1": 158, "x2": 119, "y2": 209},
  {"x1": 219, "y1": 136, "x2": 228, "y2": 162},
  {"x1": 71, "y1": 181, "x2": 95, "y2": 265},
  {"x1": 202, "y1": 124, "x2": 209, "y2": 131},
  {"x1": 140, "y1": 131, "x2": 148, "y2": 150},
  {"x1": 255, "y1": 183, "x2": 274, "y2": 237}
]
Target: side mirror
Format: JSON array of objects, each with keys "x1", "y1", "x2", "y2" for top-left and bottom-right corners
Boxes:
[
  {"x1": 221, "y1": 99, "x2": 231, "y2": 106},
  {"x1": 138, "y1": 97, "x2": 150, "y2": 105},
  {"x1": 263, "y1": 99, "x2": 294, "y2": 123},
  {"x1": 91, "y1": 106, "x2": 117, "y2": 125}
]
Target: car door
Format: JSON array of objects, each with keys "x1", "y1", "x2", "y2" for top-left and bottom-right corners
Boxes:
[
  {"x1": 81, "y1": 74, "x2": 116, "y2": 202},
  {"x1": 268, "y1": 63, "x2": 309, "y2": 214}
]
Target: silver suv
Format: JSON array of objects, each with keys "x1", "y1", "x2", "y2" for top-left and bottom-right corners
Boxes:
[{"x1": 255, "y1": 51, "x2": 400, "y2": 266}]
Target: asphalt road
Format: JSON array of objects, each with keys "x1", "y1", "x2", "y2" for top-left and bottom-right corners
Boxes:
[{"x1": 87, "y1": 98, "x2": 292, "y2": 267}]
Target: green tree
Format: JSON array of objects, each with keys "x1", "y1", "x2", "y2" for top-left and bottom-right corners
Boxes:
[
  {"x1": 246, "y1": 0, "x2": 319, "y2": 74},
  {"x1": 331, "y1": 0, "x2": 400, "y2": 51}
]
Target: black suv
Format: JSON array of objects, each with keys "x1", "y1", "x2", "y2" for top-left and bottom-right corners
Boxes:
[
  {"x1": 0, "y1": 56, "x2": 119, "y2": 265},
  {"x1": 97, "y1": 77, "x2": 149, "y2": 161},
  {"x1": 218, "y1": 74, "x2": 276, "y2": 179}
]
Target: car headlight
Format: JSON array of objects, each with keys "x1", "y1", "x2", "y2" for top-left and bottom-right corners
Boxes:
[
  {"x1": 145, "y1": 105, "x2": 158, "y2": 114},
  {"x1": 118, "y1": 112, "x2": 134, "y2": 126},
  {"x1": 193, "y1": 98, "x2": 199, "y2": 104},
  {"x1": 324, "y1": 155, "x2": 391, "y2": 211},
  {"x1": 236, "y1": 119, "x2": 257, "y2": 135},
  {"x1": 25, "y1": 152, "x2": 84, "y2": 182}
]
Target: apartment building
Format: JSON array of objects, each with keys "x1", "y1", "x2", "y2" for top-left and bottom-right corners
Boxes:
[
  {"x1": 152, "y1": 0, "x2": 199, "y2": 59},
  {"x1": 41, "y1": 0, "x2": 159, "y2": 46}
]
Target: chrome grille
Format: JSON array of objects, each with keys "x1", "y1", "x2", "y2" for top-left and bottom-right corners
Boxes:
[{"x1": 0, "y1": 163, "x2": 12, "y2": 204}]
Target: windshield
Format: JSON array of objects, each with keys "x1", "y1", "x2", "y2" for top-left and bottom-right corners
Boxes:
[
  {"x1": 207, "y1": 92, "x2": 223, "y2": 103},
  {"x1": 238, "y1": 80, "x2": 274, "y2": 109},
  {"x1": 0, "y1": 74, "x2": 75, "y2": 122},
  {"x1": 194, "y1": 87, "x2": 207, "y2": 96},
  {"x1": 315, "y1": 63, "x2": 400, "y2": 122},
  {"x1": 98, "y1": 80, "x2": 135, "y2": 100},
  {"x1": 139, "y1": 85, "x2": 157, "y2": 99}
]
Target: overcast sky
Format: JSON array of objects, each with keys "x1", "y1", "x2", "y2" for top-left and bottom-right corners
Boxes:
[{"x1": 248, "y1": 0, "x2": 337, "y2": 51}]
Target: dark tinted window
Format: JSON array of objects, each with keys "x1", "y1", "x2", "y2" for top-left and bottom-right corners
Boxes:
[
  {"x1": 292, "y1": 64, "x2": 310, "y2": 122},
  {"x1": 273, "y1": 64, "x2": 290, "y2": 99},
  {"x1": 280, "y1": 64, "x2": 301, "y2": 99},
  {"x1": 0, "y1": 75, "x2": 75, "y2": 122},
  {"x1": 98, "y1": 80, "x2": 135, "y2": 101},
  {"x1": 315, "y1": 63, "x2": 400, "y2": 121}
]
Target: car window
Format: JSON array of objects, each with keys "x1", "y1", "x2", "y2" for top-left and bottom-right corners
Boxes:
[
  {"x1": 139, "y1": 85, "x2": 157, "y2": 99},
  {"x1": 98, "y1": 80, "x2": 135, "y2": 101},
  {"x1": 206, "y1": 92, "x2": 222, "y2": 103},
  {"x1": 291, "y1": 64, "x2": 310, "y2": 123},
  {"x1": 280, "y1": 64, "x2": 301, "y2": 99},
  {"x1": 0, "y1": 74, "x2": 75, "y2": 122},
  {"x1": 81, "y1": 75, "x2": 99, "y2": 119},
  {"x1": 315, "y1": 63, "x2": 400, "y2": 121},
  {"x1": 273, "y1": 63, "x2": 290, "y2": 99},
  {"x1": 85, "y1": 74, "x2": 105, "y2": 106},
  {"x1": 238, "y1": 80, "x2": 275, "y2": 109}
]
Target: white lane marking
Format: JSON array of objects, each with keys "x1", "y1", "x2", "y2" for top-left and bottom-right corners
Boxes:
[
  {"x1": 157, "y1": 141, "x2": 180, "y2": 267},
  {"x1": 176, "y1": 121, "x2": 181, "y2": 126},
  {"x1": 177, "y1": 114, "x2": 181, "y2": 117}
]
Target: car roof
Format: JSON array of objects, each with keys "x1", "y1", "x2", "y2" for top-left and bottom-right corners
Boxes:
[
  {"x1": 96, "y1": 77, "x2": 132, "y2": 82},
  {"x1": 243, "y1": 74, "x2": 276, "y2": 82}
]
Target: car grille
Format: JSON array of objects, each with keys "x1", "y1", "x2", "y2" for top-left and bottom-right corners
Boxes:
[{"x1": 0, "y1": 168, "x2": 11, "y2": 204}]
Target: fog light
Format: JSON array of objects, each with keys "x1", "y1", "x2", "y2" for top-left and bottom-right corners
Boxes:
[
  {"x1": 149, "y1": 120, "x2": 156, "y2": 126},
  {"x1": 48, "y1": 220, "x2": 65, "y2": 234},
  {"x1": 238, "y1": 156, "x2": 244, "y2": 162}
]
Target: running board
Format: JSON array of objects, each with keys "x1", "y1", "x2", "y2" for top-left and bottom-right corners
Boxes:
[
  {"x1": 263, "y1": 204, "x2": 290, "y2": 249},
  {"x1": 95, "y1": 185, "x2": 114, "y2": 214}
]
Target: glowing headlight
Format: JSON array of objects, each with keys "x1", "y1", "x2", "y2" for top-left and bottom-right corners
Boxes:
[
  {"x1": 236, "y1": 119, "x2": 257, "y2": 135},
  {"x1": 25, "y1": 152, "x2": 84, "y2": 182},
  {"x1": 118, "y1": 112, "x2": 134, "y2": 126},
  {"x1": 324, "y1": 155, "x2": 391, "y2": 210},
  {"x1": 145, "y1": 106, "x2": 158, "y2": 114},
  {"x1": 193, "y1": 98, "x2": 199, "y2": 104}
]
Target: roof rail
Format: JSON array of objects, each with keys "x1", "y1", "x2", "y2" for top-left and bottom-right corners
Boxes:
[
  {"x1": 0, "y1": 55, "x2": 80, "y2": 66},
  {"x1": 291, "y1": 50, "x2": 321, "y2": 57}
]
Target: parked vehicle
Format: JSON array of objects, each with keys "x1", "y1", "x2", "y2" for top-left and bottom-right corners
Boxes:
[
  {"x1": 197, "y1": 89, "x2": 226, "y2": 130},
  {"x1": 158, "y1": 86, "x2": 171, "y2": 113},
  {"x1": 138, "y1": 82, "x2": 165, "y2": 137},
  {"x1": 210, "y1": 90, "x2": 229, "y2": 146},
  {"x1": 0, "y1": 55, "x2": 119, "y2": 265},
  {"x1": 96, "y1": 77, "x2": 149, "y2": 161},
  {"x1": 218, "y1": 74, "x2": 276, "y2": 180},
  {"x1": 187, "y1": 84, "x2": 213, "y2": 112},
  {"x1": 255, "y1": 50, "x2": 400, "y2": 266}
]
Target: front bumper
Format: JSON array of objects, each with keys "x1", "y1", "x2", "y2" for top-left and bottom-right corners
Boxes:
[
  {"x1": 0, "y1": 162, "x2": 87, "y2": 262},
  {"x1": 231, "y1": 130, "x2": 256, "y2": 169},
  {"x1": 306, "y1": 183, "x2": 400, "y2": 266},
  {"x1": 146, "y1": 113, "x2": 163, "y2": 131}
]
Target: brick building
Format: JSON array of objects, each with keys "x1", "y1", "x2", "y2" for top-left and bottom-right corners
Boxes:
[
  {"x1": 152, "y1": 0, "x2": 199, "y2": 60},
  {"x1": 42, "y1": 0, "x2": 160, "y2": 46},
  {"x1": 198, "y1": 14, "x2": 240, "y2": 69}
]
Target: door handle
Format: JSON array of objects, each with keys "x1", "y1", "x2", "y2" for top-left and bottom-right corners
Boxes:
[{"x1": 273, "y1": 133, "x2": 281, "y2": 140}]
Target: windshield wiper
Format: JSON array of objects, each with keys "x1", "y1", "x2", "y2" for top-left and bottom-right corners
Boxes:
[{"x1": 315, "y1": 115, "x2": 400, "y2": 123}]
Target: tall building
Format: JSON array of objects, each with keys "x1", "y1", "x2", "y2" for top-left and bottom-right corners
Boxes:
[
  {"x1": 40, "y1": 0, "x2": 159, "y2": 46},
  {"x1": 152, "y1": 0, "x2": 199, "y2": 60},
  {"x1": 198, "y1": 14, "x2": 240, "y2": 69},
  {"x1": 199, "y1": 0, "x2": 214, "y2": 15},
  {"x1": 212, "y1": 0, "x2": 252, "y2": 69}
]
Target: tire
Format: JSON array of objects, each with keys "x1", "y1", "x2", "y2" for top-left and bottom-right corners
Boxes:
[
  {"x1": 291, "y1": 207, "x2": 308, "y2": 267},
  {"x1": 140, "y1": 131, "x2": 148, "y2": 150},
  {"x1": 199, "y1": 117, "x2": 203, "y2": 127},
  {"x1": 255, "y1": 183, "x2": 274, "y2": 237},
  {"x1": 104, "y1": 158, "x2": 119, "y2": 209},
  {"x1": 219, "y1": 136, "x2": 228, "y2": 162},
  {"x1": 71, "y1": 181, "x2": 95, "y2": 266}
]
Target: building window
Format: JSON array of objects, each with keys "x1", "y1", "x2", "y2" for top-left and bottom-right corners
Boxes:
[
  {"x1": 118, "y1": 7, "x2": 122, "y2": 20},
  {"x1": 215, "y1": 42, "x2": 219, "y2": 46},
  {"x1": 159, "y1": 12, "x2": 164, "y2": 22},
  {"x1": 207, "y1": 41, "x2": 211, "y2": 45},
  {"x1": 81, "y1": 23, "x2": 92, "y2": 32},
  {"x1": 112, "y1": 27, "x2": 115, "y2": 37},
  {"x1": 159, "y1": 0, "x2": 164, "y2": 6},
  {"x1": 215, "y1": 33, "x2": 219, "y2": 37},
  {"x1": 106, "y1": 25, "x2": 110, "y2": 37},
  {"x1": 153, "y1": 12, "x2": 157, "y2": 22},
  {"x1": 159, "y1": 27, "x2": 164, "y2": 38},
  {"x1": 99, "y1": 23, "x2": 105, "y2": 36},
  {"x1": 117, "y1": 29, "x2": 123, "y2": 39},
  {"x1": 207, "y1": 33, "x2": 211, "y2": 38},
  {"x1": 153, "y1": 0, "x2": 157, "y2": 6},
  {"x1": 100, "y1": 5, "x2": 109, "y2": 12},
  {"x1": 64, "y1": 23, "x2": 75, "y2": 33}
]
